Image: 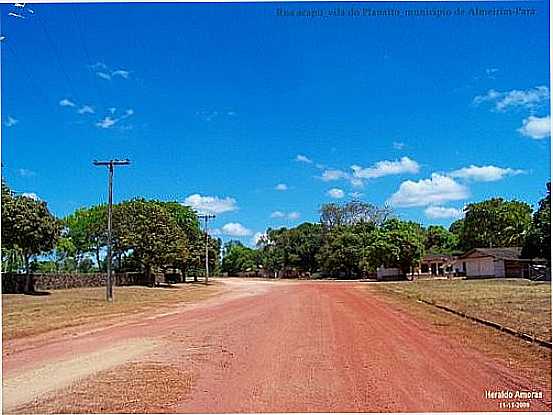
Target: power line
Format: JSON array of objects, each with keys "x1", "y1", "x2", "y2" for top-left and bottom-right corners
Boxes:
[
  {"x1": 35, "y1": 8, "x2": 79, "y2": 100},
  {"x1": 70, "y1": 5, "x2": 107, "y2": 111}
]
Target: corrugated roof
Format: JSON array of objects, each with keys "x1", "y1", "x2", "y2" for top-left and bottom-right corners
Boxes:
[{"x1": 459, "y1": 247, "x2": 522, "y2": 260}]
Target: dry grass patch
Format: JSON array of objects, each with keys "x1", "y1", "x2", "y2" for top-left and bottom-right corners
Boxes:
[
  {"x1": 17, "y1": 362, "x2": 194, "y2": 414},
  {"x1": 2, "y1": 282, "x2": 221, "y2": 340},
  {"x1": 373, "y1": 278, "x2": 551, "y2": 342}
]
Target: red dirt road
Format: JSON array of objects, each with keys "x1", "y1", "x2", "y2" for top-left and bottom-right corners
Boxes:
[{"x1": 3, "y1": 279, "x2": 551, "y2": 413}]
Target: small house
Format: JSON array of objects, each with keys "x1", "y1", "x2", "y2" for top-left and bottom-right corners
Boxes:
[
  {"x1": 419, "y1": 254, "x2": 455, "y2": 276},
  {"x1": 456, "y1": 247, "x2": 532, "y2": 278}
]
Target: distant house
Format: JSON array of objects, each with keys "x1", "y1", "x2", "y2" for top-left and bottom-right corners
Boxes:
[
  {"x1": 378, "y1": 254, "x2": 458, "y2": 280},
  {"x1": 419, "y1": 254, "x2": 455, "y2": 276},
  {"x1": 456, "y1": 247, "x2": 533, "y2": 278}
]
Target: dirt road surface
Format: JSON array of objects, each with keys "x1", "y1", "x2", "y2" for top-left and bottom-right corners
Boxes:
[{"x1": 3, "y1": 279, "x2": 551, "y2": 413}]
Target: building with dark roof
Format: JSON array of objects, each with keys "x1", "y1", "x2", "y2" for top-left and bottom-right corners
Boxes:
[{"x1": 457, "y1": 247, "x2": 533, "y2": 278}]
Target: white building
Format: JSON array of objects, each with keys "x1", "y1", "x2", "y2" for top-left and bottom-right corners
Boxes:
[{"x1": 456, "y1": 247, "x2": 530, "y2": 278}]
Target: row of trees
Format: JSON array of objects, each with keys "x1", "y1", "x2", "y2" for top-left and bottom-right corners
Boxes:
[
  {"x1": 1, "y1": 180, "x2": 221, "y2": 285},
  {"x1": 222, "y1": 203, "x2": 428, "y2": 278},
  {"x1": 3, "y1": 178, "x2": 549, "y2": 282},
  {"x1": 222, "y1": 189, "x2": 550, "y2": 278}
]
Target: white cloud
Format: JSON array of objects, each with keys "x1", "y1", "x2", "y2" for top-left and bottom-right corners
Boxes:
[
  {"x1": 321, "y1": 169, "x2": 349, "y2": 182},
  {"x1": 449, "y1": 165, "x2": 524, "y2": 182},
  {"x1": 474, "y1": 86, "x2": 549, "y2": 111},
  {"x1": 95, "y1": 108, "x2": 134, "y2": 129},
  {"x1": 18, "y1": 168, "x2": 36, "y2": 177},
  {"x1": 518, "y1": 115, "x2": 551, "y2": 139},
  {"x1": 352, "y1": 157, "x2": 420, "y2": 179},
  {"x1": 287, "y1": 211, "x2": 300, "y2": 220},
  {"x1": 90, "y1": 62, "x2": 108, "y2": 71},
  {"x1": 295, "y1": 154, "x2": 312, "y2": 163},
  {"x1": 327, "y1": 188, "x2": 345, "y2": 199},
  {"x1": 271, "y1": 210, "x2": 300, "y2": 220},
  {"x1": 252, "y1": 232, "x2": 267, "y2": 246},
  {"x1": 221, "y1": 222, "x2": 252, "y2": 237},
  {"x1": 4, "y1": 116, "x2": 18, "y2": 127},
  {"x1": 350, "y1": 178, "x2": 364, "y2": 188},
  {"x1": 112, "y1": 69, "x2": 130, "y2": 79},
  {"x1": 389, "y1": 174, "x2": 469, "y2": 207},
  {"x1": 96, "y1": 72, "x2": 111, "y2": 80},
  {"x1": 91, "y1": 62, "x2": 131, "y2": 81},
  {"x1": 275, "y1": 183, "x2": 288, "y2": 191},
  {"x1": 209, "y1": 228, "x2": 222, "y2": 236},
  {"x1": 77, "y1": 105, "x2": 95, "y2": 115},
  {"x1": 424, "y1": 206, "x2": 464, "y2": 220},
  {"x1": 317, "y1": 157, "x2": 419, "y2": 188},
  {"x1": 21, "y1": 192, "x2": 39, "y2": 201},
  {"x1": 59, "y1": 98, "x2": 76, "y2": 107},
  {"x1": 392, "y1": 141, "x2": 405, "y2": 150},
  {"x1": 96, "y1": 116, "x2": 117, "y2": 129},
  {"x1": 183, "y1": 194, "x2": 238, "y2": 215}
]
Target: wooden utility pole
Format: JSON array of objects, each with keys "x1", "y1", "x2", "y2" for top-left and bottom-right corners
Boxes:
[
  {"x1": 197, "y1": 213, "x2": 215, "y2": 284},
  {"x1": 93, "y1": 159, "x2": 130, "y2": 301}
]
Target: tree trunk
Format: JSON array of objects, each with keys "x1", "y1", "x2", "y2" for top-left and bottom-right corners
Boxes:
[
  {"x1": 24, "y1": 254, "x2": 32, "y2": 293},
  {"x1": 95, "y1": 246, "x2": 102, "y2": 272},
  {"x1": 145, "y1": 265, "x2": 154, "y2": 287}
]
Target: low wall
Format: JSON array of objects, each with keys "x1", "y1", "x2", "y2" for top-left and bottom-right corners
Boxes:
[
  {"x1": 1, "y1": 272, "x2": 150, "y2": 294},
  {"x1": 377, "y1": 267, "x2": 405, "y2": 281}
]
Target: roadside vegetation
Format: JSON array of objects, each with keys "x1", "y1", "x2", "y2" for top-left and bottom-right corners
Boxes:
[
  {"x1": 2, "y1": 283, "x2": 221, "y2": 340},
  {"x1": 2, "y1": 178, "x2": 549, "y2": 281},
  {"x1": 2, "y1": 180, "x2": 220, "y2": 287},
  {"x1": 222, "y1": 186, "x2": 550, "y2": 278},
  {"x1": 373, "y1": 278, "x2": 551, "y2": 342}
]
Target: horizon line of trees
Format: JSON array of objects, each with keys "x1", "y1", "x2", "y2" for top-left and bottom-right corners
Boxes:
[
  {"x1": 2, "y1": 179, "x2": 550, "y2": 284},
  {"x1": 222, "y1": 187, "x2": 550, "y2": 278}
]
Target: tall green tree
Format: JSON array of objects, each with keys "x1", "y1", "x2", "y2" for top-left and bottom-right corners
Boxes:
[
  {"x1": 64, "y1": 205, "x2": 107, "y2": 270},
  {"x1": 461, "y1": 198, "x2": 532, "y2": 250},
  {"x1": 449, "y1": 219, "x2": 464, "y2": 241},
  {"x1": 317, "y1": 226, "x2": 361, "y2": 278},
  {"x1": 113, "y1": 199, "x2": 188, "y2": 284},
  {"x1": 1, "y1": 180, "x2": 22, "y2": 272},
  {"x1": 52, "y1": 236, "x2": 78, "y2": 272},
  {"x1": 155, "y1": 201, "x2": 205, "y2": 278},
  {"x1": 2, "y1": 191, "x2": 61, "y2": 290},
  {"x1": 523, "y1": 185, "x2": 551, "y2": 262},
  {"x1": 379, "y1": 219, "x2": 425, "y2": 276},
  {"x1": 320, "y1": 200, "x2": 393, "y2": 229},
  {"x1": 222, "y1": 241, "x2": 258, "y2": 275},
  {"x1": 287, "y1": 223, "x2": 323, "y2": 273},
  {"x1": 424, "y1": 225, "x2": 459, "y2": 254}
]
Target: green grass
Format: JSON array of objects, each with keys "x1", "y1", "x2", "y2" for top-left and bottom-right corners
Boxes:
[{"x1": 373, "y1": 278, "x2": 551, "y2": 342}]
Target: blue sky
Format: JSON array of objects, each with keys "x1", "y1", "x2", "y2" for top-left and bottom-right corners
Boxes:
[{"x1": 2, "y1": 1, "x2": 550, "y2": 246}]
